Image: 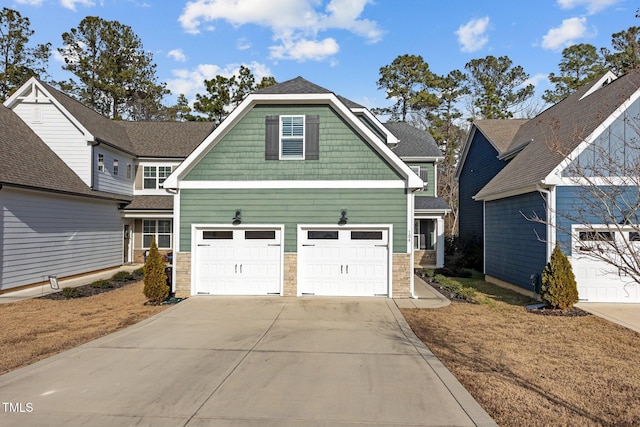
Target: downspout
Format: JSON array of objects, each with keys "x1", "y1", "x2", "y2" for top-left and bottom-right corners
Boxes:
[{"x1": 90, "y1": 140, "x2": 99, "y2": 190}]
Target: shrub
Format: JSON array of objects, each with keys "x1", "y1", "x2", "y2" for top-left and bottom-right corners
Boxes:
[
  {"x1": 541, "y1": 243, "x2": 579, "y2": 310},
  {"x1": 143, "y1": 237, "x2": 168, "y2": 305},
  {"x1": 422, "y1": 268, "x2": 435, "y2": 278},
  {"x1": 434, "y1": 274, "x2": 476, "y2": 301},
  {"x1": 131, "y1": 267, "x2": 144, "y2": 279},
  {"x1": 112, "y1": 271, "x2": 133, "y2": 282},
  {"x1": 90, "y1": 279, "x2": 113, "y2": 289},
  {"x1": 61, "y1": 287, "x2": 82, "y2": 298},
  {"x1": 445, "y1": 235, "x2": 483, "y2": 271}
]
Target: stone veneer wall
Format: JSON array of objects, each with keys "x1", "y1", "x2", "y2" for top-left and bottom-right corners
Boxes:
[
  {"x1": 414, "y1": 250, "x2": 437, "y2": 268},
  {"x1": 174, "y1": 252, "x2": 191, "y2": 298},
  {"x1": 283, "y1": 253, "x2": 297, "y2": 296},
  {"x1": 392, "y1": 253, "x2": 412, "y2": 298}
]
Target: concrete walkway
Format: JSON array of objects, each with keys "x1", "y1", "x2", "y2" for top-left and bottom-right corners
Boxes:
[
  {"x1": 0, "y1": 296, "x2": 496, "y2": 426},
  {"x1": 576, "y1": 302, "x2": 640, "y2": 333}
]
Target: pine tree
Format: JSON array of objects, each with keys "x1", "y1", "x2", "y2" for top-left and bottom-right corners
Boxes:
[
  {"x1": 143, "y1": 237, "x2": 168, "y2": 305},
  {"x1": 541, "y1": 243, "x2": 579, "y2": 310}
]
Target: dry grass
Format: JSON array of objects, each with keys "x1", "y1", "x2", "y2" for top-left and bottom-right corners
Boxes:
[
  {"x1": 402, "y1": 277, "x2": 640, "y2": 427},
  {"x1": 0, "y1": 281, "x2": 167, "y2": 376}
]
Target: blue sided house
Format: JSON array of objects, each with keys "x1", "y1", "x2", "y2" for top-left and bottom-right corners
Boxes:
[{"x1": 457, "y1": 70, "x2": 640, "y2": 303}]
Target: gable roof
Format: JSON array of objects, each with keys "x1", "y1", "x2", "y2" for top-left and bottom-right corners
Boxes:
[
  {"x1": 475, "y1": 70, "x2": 640, "y2": 200},
  {"x1": 475, "y1": 119, "x2": 528, "y2": 154},
  {"x1": 384, "y1": 122, "x2": 443, "y2": 158},
  {"x1": 0, "y1": 105, "x2": 127, "y2": 201},
  {"x1": 164, "y1": 77, "x2": 422, "y2": 189},
  {"x1": 120, "y1": 121, "x2": 214, "y2": 158}
]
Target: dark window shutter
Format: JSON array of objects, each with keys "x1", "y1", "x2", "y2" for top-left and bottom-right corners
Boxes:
[
  {"x1": 305, "y1": 115, "x2": 320, "y2": 160},
  {"x1": 265, "y1": 115, "x2": 279, "y2": 160}
]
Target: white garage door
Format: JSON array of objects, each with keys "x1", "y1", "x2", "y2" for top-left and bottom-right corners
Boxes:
[
  {"x1": 571, "y1": 229, "x2": 640, "y2": 302},
  {"x1": 194, "y1": 228, "x2": 282, "y2": 295},
  {"x1": 298, "y1": 228, "x2": 389, "y2": 297}
]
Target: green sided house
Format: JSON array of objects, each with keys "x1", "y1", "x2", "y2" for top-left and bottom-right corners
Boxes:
[{"x1": 163, "y1": 77, "x2": 425, "y2": 298}]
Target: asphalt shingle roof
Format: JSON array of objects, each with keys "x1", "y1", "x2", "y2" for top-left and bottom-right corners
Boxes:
[
  {"x1": 415, "y1": 196, "x2": 451, "y2": 210},
  {"x1": 476, "y1": 70, "x2": 640, "y2": 199},
  {"x1": 0, "y1": 105, "x2": 127, "y2": 201},
  {"x1": 122, "y1": 195, "x2": 173, "y2": 210},
  {"x1": 384, "y1": 122, "x2": 443, "y2": 158},
  {"x1": 474, "y1": 119, "x2": 528, "y2": 154},
  {"x1": 253, "y1": 76, "x2": 364, "y2": 109},
  {"x1": 120, "y1": 121, "x2": 214, "y2": 158}
]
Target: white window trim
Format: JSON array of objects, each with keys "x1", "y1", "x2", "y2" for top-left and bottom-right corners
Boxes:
[
  {"x1": 143, "y1": 165, "x2": 173, "y2": 189},
  {"x1": 142, "y1": 219, "x2": 172, "y2": 249},
  {"x1": 113, "y1": 159, "x2": 119, "y2": 176},
  {"x1": 98, "y1": 153, "x2": 104, "y2": 173},
  {"x1": 279, "y1": 115, "x2": 305, "y2": 160}
]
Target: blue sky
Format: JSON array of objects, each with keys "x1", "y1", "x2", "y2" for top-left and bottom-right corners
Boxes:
[{"x1": 8, "y1": 0, "x2": 639, "y2": 112}]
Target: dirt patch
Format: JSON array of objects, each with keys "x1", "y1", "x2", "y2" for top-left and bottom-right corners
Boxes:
[{"x1": 0, "y1": 281, "x2": 168, "y2": 376}]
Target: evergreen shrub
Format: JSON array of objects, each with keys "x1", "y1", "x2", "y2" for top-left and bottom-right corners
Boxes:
[
  {"x1": 541, "y1": 243, "x2": 579, "y2": 310},
  {"x1": 143, "y1": 237, "x2": 168, "y2": 305}
]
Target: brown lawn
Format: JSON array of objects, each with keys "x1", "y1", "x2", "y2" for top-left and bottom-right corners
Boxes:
[
  {"x1": 0, "y1": 281, "x2": 167, "y2": 376},
  {"x1": 402, "y1": 277, "x2": 640, "y2": 427}
]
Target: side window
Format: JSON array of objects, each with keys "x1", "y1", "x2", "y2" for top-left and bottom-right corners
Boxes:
[
  {"x1": 127, "y1": 164, "x2": 132, "y2": 179},
  {"x1": 113, "y1": 159, "x2": 119, "y2": 176},
  {"x1": 143, "y1": 166, "x2": 156, "y2": 189},
  {"x1": 265, "y1": 115, "x2": 319, "y2": 161},
  {"x1": 98, "y1": 154, "x2": 104, "y2": 173}
]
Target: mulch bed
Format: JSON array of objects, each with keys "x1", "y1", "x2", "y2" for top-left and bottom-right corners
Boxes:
[{"x1": 40, "y1": 279, "x2": 140, "y2": 300}]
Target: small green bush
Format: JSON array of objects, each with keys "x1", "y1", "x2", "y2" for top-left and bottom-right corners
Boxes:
[
  {"x1": 132, "y1": 267, "x2": 144, "y2": 279},
  {"x1": 90, "y1": 279, "x2": 114, "y2": 289},
  {"x1": 61, "y1": 287, "x2": 82, "y2": 298},
  {"x1": 112, "y1": 271, "x2": 133, "y2": 282},
  {"x1": 434, "y1": 274, "x2": 476, "y2": 301},
  {"x1": 143, "y1": 237, "x2": 168, "y2": 305},
  {"x1": 422, "y1": 268, "x2": 435, "y2": 278},
  {"x1": 541, "y1": 243, "x2": 579, "y2": 310}
]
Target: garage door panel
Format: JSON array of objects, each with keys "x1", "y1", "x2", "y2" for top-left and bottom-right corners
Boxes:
[
  {"x1": 194, "y1": 228, "x2": 281, "y2": 296},
  {"x1": 571, "y1": 229, "x2": 640, "y2": 302},
  {"x1": 299, "y1": 228, "x2": 389, "y2": 297}
]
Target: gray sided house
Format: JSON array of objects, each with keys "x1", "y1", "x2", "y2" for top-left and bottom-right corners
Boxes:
[
  {"x1": 457, "y1": 70, "x2": 640, "y2": 302},
  {"x1": 1, "y1": 78, "x2": 211, "y2": 291},
  {"x1": 164, "y1": 77, "x2": 439, "y2": 298}
]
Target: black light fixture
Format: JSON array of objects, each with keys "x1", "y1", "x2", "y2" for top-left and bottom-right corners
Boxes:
[
  {"x1": 338, "y1": 209, "x2": 348, "y2": 225},
  {"x1": 232, "y1": 210, "x2": 242, "y2": 225}
]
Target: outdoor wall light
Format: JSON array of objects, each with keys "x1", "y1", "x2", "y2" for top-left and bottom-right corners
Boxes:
[
  {"x1": 338, "y1": 209, "x2": 348, "y2": 225},
  {"x1": 232, "y1": 210, "x2": 242, "y2": 225}
]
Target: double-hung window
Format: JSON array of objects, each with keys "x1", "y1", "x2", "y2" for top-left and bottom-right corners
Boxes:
[
  {"x1": 98, "y1": 154, "x2": 104, "y2": 172},
  {"x1": 143, "y1": 219, "x2": 172, "y2": 249},
  {"x1": 113, "y1": 159, "x2": 119, "y2": 176},
  {"x1": 280, "y1": 115, "x2": 305, "y2": 159},
  {"x1": 143, "y1": 166, "x2": 172, "y2": 189}
]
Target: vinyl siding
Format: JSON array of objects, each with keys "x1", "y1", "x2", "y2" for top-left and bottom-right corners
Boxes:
[
  {"x1": 458, "y1": 131, "x2": 507, "y2": 240},
  {"x1": 94, "y1": 146, "x2": 134, "y2": 196},
  {"x1": 179, "y1": 188, "x2": 408, "y2": 253},
  {"x1": 555, "y1": 185, "x2": 640, "y2": 256},
  {"x1": 13, "y1": 101, "x2": 92, "y2": 187},
  {"x1": 484, "y1": 192, "x2": 547, "y2": 291},
  {"x1": 1, "y1": 188, "x2": 123, "y2": 290},
  {"x1": 184, "y1": 105, "x2": 402, "y2": 181}
]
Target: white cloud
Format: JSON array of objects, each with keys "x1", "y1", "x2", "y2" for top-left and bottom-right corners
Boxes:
[
  {"x1": 15, "y1": 0, "x2": 45, "y2": 5},
  {"x1": 237, "y1": 38, "x2": 252, "y2": 50},
  {"x1": 557, "y1": 0, "x2": 622, "y2": 14},
  {"x1": 166, "y1": 61, "x2": 272, "y2": 99},
  {"x1": 178, "y1": 0, "x2": 382, "y2": 62},
  {"x1": 60, "y1": 0, "x2": 95, "y2": 10},
  {"x1": 522, "y1": 73, "x2": 549, "y2": 88},
  {"x1": 168, "y1": 49, "x2": 187, "y2": 62},
  {"x1": 455, "y1": 17, "x2": 490, "y2": 53},
  {"x1": 270, "y1": 37, "x2": 340, "y2": 62},
  {"x1": 541, "y1": 17, "x2": 589, "y2": 50}
]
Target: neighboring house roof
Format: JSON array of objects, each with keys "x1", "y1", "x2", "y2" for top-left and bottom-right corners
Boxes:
[
  {"x1": 37, "y1": 80, "x2": 137, "y2": 155},
  {"x1": 120, "y1": 121, "x2": 214, "y2": 158},
  {"x1": 384, "y1": 122, "x2": 443, "y2": 158},
  {"x1": 474, "y1": 119, "x2": 528, "y2": 154},
  {"x1": 0, "y1": 105, "x2": 128, "y2": 202},
  {"x1": 415, "y1": 196, "x2": 451, "y2": 211},
  {"x1": 475, "y1": 70, "x2": 640, "y2": 200},
  {"x1": 122, "y1": 195, "x2": 173, "y2": 210},
  {"x1": 254, "y1": 76, "x2": 332, "y2": 95}
]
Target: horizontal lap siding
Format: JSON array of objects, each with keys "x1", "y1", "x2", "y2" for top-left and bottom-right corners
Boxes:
[
  {"x1": 13, "y1": 102, "x2": 92, "y2": 187},
  {"x1": 94, "y1": 146, "x2": 134, "y2": 196},
  {"x1": 1, "y1": 188, "x2": 123, "y2": 290},
  {"x1": 458, "y1": 132, "x2": 506, "y2": 241},
  {"x1": 184, "y1": 105, "x2": 402, "y2": 181},
  {"x1": 180, "y1": 189, "x2": 407, "y2": 253},
  {"x1": 485, "y1": 192, "x2": 547, "y2": 291}
]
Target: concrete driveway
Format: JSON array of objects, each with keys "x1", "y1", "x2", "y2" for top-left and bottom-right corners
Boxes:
[{"x1": 0, "y1": 297, "x2": 495, "y2": 426}]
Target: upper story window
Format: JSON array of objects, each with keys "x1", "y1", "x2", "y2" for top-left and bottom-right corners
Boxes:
[
  {"x1": 127, "y1": 164, "x2": 132, "y2": 179},
  {"x1": 113, "y1": 159, "x2": 119, "y2": 176},
  {"x1": 143, "y1": 165, "x2": 173, "y2": 189},
  {"x1": 280, "y1": 115, "x2": 305, "y2": 159},
  {"x1": 98, "y1": 154, "x2": 104, "y2": 173}
]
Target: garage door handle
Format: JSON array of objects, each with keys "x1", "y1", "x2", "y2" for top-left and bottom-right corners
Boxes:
[
  {"x1": 240, "y1": 264, "x2": 243, "y2": 273},
  {"x1": 302, "y1": 244, "x2": 315, "y2": 247},
  {"x1": 346, "y1": 265, "x2": 349, "y2": 274},
  {"x1": 341, "y1": 265, "x2": 343, "y2": 274},
  {"x1": 235, "y1": 264, "x2": 237, "y2": 273}
]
